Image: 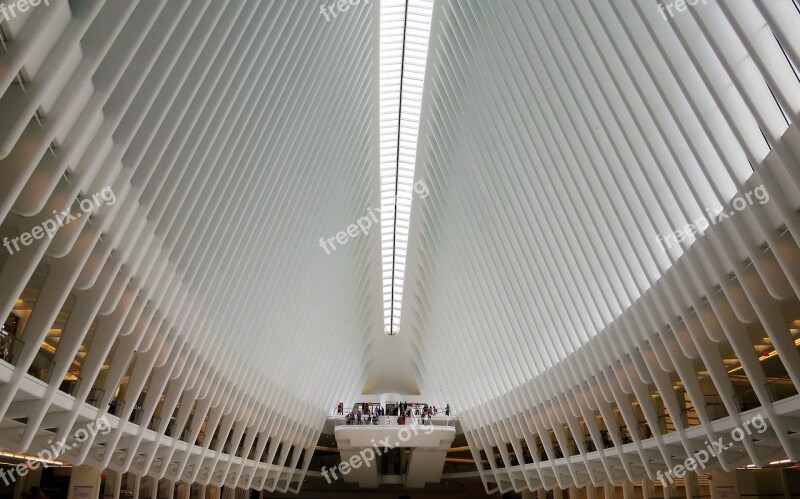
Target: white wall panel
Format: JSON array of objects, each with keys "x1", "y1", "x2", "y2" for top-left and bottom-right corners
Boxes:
[
  {"x1": 0, "y1": 0, "x2": 381, "y2": 492},
  {"x1": 402, "y1": 0, "x2": 800, "y2": 493}
]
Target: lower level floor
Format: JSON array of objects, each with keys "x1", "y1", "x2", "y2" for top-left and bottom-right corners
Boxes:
[{"x1": 2, "y1": 450, "x2": 800, "y2": 499}]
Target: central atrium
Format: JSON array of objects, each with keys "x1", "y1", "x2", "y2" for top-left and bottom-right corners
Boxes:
[{"x1": 0, "y1": 0, "x2": 799, "y2": 498}]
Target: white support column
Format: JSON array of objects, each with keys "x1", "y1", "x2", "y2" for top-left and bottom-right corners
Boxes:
[
  {"x1": 603, "y1": 483, "x2": 614, "y2": 499},
  {"x1": 131, "y1": 475, "x2": 140, "y2": 499},
  {"x1": 66, "y1": 466, "x2": 103, "y2": 499},
  {"x1": 686, "y1": 472, "x2": 700, "y2": 499},
  {"x1": 781, "y1": 469, "x2": 792, "y2": 499},
  {"x1": 112, "y1": 470, "x2": 122, "y2": 499},
  {"x1": 642, "y1": 479, "x2": 654, "y2": 499},
  {"x1": 622, "y1": 481, "x2": 633, "y2": 499},
  {"x1": 149, "y1": 476, "x2": 158, "y2": 499},
  {"x1": 175, "y1": 482, "x2": 189, "y2": 499},
  {"x1": 586, "y1": 484, "x2": 598, "y2": 499},
  {"x1": 709, "y1": 470, "x2": 741, "y2": 499},
  {"x1": 166, "y1": 481, "x2": 174, "y2": 499},
  {"x1": 663, "y1": 478, "x2": 678, "y2": 499}
]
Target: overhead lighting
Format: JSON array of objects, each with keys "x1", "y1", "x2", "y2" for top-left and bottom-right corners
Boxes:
[
  {"x1": 0, "y1": 451, "x2": 66, "y2": 467},
  {"x1": 379, "y1": 0, "x2": 434, "y2": 335},
  {"x1": 727, "y1": 337, "x2": 800, "y2": 374}
]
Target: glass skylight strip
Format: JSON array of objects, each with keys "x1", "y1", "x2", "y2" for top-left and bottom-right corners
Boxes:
[{"x1": 380, "y1": 0, "x2": 433, "y2": 335}]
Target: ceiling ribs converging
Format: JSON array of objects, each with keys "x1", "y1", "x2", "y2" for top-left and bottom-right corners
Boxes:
[{"x1": 379, "y1": 0, "x2": 434, "y2": 335}]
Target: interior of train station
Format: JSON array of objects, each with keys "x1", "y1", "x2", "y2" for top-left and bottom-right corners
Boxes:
[{"x1": 0, "y1": 0, "x2": 800, "y2": 498}]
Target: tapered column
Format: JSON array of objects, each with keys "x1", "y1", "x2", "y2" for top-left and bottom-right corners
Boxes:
[
  {"x1": 131, "y1": 475, "x2": 140, "y2": 499},
  {"x1": 175, "y1": 482, "x2": 189, "y2": 499},
  {"x1": 709, "y1": 471, "x2": 740, "y2": 499},
  {"x1": 663, "y1": 478, "x2": 678, "y2": 499},
  {"x1": 66, "y1": 465, "x2": 103, "y2": 499},
  {"x1": 622, "y1": 482, "x2": 633, "y2": 499},
  {"x1": 642, "y1": 479, "x2": 654, "y2": 499},
  {"x1": 111, "y1": 470, "x2": 122, "y2": 499},
  {"x1": 686, "y1": 472, "x2": 701, "y2": 499}
]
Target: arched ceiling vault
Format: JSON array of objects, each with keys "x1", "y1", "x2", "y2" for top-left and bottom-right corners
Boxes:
[{"x1": 0, "y1": 0, "x2": 798, "y2": 493}]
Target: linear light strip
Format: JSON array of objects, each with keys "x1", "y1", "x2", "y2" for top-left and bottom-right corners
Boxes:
[
  {"x1": 390, "y1": 0, "x2": 409, "y2": 339},
  {"x1": 380, "y1": 0, "x2": 434, "y2": 335}
]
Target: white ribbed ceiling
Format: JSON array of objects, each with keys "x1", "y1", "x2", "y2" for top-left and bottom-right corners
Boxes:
[
  {"x1": 403, "y1": 0, "x2": 800, "y2": 410},
  {"x1": 0, "y1": 0, "x2": 385, "y2": 460},
  {"x1": 1, "y1": 0, "x2": 800, "y2": 494}
]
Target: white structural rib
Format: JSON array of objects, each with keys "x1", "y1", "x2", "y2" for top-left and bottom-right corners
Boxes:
[
  {"x1": 380, "y1": 0, "x2": 433, "y2": 335},
  {"x1": 0, "y1": 0, "x2": 380, "y2": 492},
  {"x1": 403, "y1": 0, "x2": 800, "y2": 494},
  {"x1": 1, "y1": 0, "x2": 800, "y2": 496}
]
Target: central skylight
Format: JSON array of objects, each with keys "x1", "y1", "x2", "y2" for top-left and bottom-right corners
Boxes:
[{"x1": 379, "y1": 0, "x2": 433, "y2": 335}]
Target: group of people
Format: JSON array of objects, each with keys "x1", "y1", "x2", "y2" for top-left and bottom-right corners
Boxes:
[
  {"x1": 345, "y1": 412, "x2": 381, "y2": 425},
  {"x1": 337, "y1": 401, "x2": 451, "y2": 425},
  {"x1": 342, "y1": 401, "x2": 389, "y2": 425},
  {"x1": 392, "y1": 402, "x2": 450, "y2": 417}
]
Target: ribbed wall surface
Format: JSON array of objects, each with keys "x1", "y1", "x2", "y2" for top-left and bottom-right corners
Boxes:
[
  {"x1": 402, "y1": 0, "x2": 800, "y2": 493},
  {"x1": 0, "y1": 0, "x2": 381, "y2": 492},
  {"x1": 1, "y1": 0, "x2": 800, "y2": 496}
]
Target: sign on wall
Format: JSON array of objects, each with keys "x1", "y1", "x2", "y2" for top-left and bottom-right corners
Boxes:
[{"x1": 72, "y1": 485, "x2": 93, "y2": 499}]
